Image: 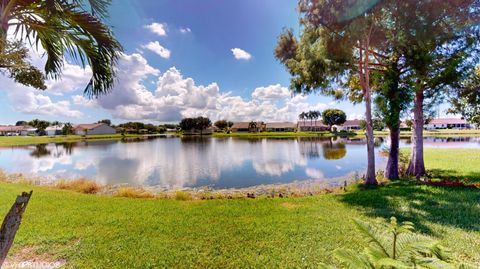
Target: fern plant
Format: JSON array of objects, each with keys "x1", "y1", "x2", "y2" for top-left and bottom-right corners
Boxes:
[{"x1": 319, "y1": 217, "x2": 476, "y2": 269}]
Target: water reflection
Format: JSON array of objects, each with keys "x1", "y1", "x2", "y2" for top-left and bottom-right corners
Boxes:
[
  {"x1": 322, "y1": 142, "x2": 347, "y2": 160},
  {"x1": 0, "y1": 136, "x2": 477, "y2": 189}
]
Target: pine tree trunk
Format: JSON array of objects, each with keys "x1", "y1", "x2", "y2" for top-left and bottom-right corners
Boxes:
[
  {"x1": 364, "y1": 86, "x2": 377, "y2": 185},
  {"x1": 407, "y1": 89, "x2": 426, "y2": 177},
  {"x1": 385, "y1": 124, "x2": 400, "y2": 180},
  {"x1": 0, "y1": 191, "x2": 33, "y2": 266}
]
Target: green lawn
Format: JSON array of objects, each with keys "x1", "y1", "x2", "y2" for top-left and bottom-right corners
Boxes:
[
  {"x1": 1, "y1": 148, "x2": 479, "y2": 268},
  {"x1": 212, "y1": 131, "x2": 346, "y2": 138},
  {"x1": 403, "y1": 148, "x2": 480, "y2": 183},
  {"x1": 0, "y1": 134, "x2": 147, "y2": 147}
]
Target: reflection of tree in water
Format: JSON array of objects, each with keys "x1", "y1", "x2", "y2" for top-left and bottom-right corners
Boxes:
[
  {"x1": 374, "y1": 137, "x2": 385, "y2": 148},
  {"x1": 322, "y1": 141, "x2": 347, "y2": 160},
  {"x1": 298, "y1": 137, "x2": 332, "y2": 159},
  {"x1": 30, "y1": 144, "x2": 51, "y2": 158},
  {"x1": 61, "y1": 142, "x2": 75, "y2": 155}
]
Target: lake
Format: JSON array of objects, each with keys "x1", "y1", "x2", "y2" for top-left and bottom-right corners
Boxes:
[{"x1": 0, "y1": 136, "x2": 478, "y2": 190}]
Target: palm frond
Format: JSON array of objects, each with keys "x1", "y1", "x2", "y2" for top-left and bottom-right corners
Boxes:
[
  {"x1": 333, "y1": 249, "x2": 374, "y2": 269},
  {"x1": 5, "y1": 0, "x2": 122, "y2": 97},
  {"x1": 353, "y1": 218, "x2": 391, "y2": 257}
]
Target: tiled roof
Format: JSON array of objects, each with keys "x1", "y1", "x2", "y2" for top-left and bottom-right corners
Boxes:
[
  {"x1": 429, "y1": 118, "x2": 467, "y2": 124},
  {"x1": 73, "y1": 123, "x2": 106, "y2": 130},
  {"x1": 0, "y1": 125, "x2": 34, "y2": 132},
  {"x1": 266, "y1": 122, "x2": 296, "y2": 128},
  {"x1": 297, "y1": 121, "x2": 328, "y2": 127},
  {"x1": 343, "y1": 119, "x2": 362, "y2": 126}
]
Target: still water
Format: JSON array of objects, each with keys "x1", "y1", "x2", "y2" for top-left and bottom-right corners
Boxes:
[{"x1": 0, "y1": 136, "x2": 478, "y2": 189}]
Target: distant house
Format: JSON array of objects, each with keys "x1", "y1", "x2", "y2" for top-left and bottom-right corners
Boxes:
[
  {"x1": 425, "y1": 118, "x2": 471, "y2": 130},
  {"x1": 297, "y1": 121, "x2": 330, "y2": 132},
  {"x1": 339, "y1": 119, "x2": 362, "y2": 131},
  {"x1": 73, "y1": 123, "x2": 116, "y2": 135},
  {"x1": 231, "y1": 122, "x2": 265, "y2": 132},
  {"x1": 0, "y1": 125, "x2": 36, "y2": 136},
  {"x1": 265, "y1": 122, "x2": 297, "y2": 132},
  {"x1": 46, "y1": 125, "x2": 63, "y2": 136}
]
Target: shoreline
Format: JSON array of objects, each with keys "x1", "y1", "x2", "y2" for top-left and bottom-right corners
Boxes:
[
  {"x1": 0, "y1": 129, "x2": 478, "y2": 147},
  {"x1": 0, "y1": 171, "x2": 363, "y2": 200}
]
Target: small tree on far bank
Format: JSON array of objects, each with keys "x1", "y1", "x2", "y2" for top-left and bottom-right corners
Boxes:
[
  {"x1": 195, "y1": 117, "x2": 212, "y2": 135},
  {"x1": 62, "y1": 123, "x2": 74, "y2": 135},
  {"x1": 322, "y1": 109, "x2": 346, "y2": 130}
]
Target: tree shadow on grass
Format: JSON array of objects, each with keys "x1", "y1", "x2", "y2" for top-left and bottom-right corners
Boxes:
[
  {"x1": 428, "y1": 169, "x2": 480, "y2": 184},
  {"x1": 339, "y1": 181, "x2": 480, "y2": 236}
]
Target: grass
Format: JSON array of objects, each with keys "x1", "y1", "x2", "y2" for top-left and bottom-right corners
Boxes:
[
  {"x1": 114, "y1": 187, "x2": 155, "y2": 199},
  {"x1": 0, "y1": 148, "x2": 479, "y2": 267},
  {"x1": 402, "y1": 148, "x2": 480, "y2": 183},
  {"x1": 55, "y1": 179, "x2": 102, "y2": 194},
  {"x1": 213, "y1": 131, "x2": 357, "y2": 138},
  {"x1": 0, "y1": 134, "x2": 149, "y2": 147}
]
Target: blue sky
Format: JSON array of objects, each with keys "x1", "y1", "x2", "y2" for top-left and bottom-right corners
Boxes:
[{"x1": 0, "y1": 0, "x2": 370, "y2": 125}]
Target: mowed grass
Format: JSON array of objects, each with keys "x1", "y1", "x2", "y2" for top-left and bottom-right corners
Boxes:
[
  {"x1": 0, "y1": 148, "x2": 479, "y2": 268},
  {"x1": 0, "y1": 134, "x2": 146, "y2": 147},
  {"x1": 402, "y1": 148, "x2": 480, "y2": 183}
]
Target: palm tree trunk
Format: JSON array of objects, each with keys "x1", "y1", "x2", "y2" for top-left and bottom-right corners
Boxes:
[
  {"x1": 407, "y1": 89, "x2": 426, "y2": 178},
  {"x1": 385, "y1": 124, "x2": 400, "y2": 180}
]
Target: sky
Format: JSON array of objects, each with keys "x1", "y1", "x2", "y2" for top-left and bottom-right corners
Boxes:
[{"x1": 1, "y1": 0, "x2": 383, "y2": 125}]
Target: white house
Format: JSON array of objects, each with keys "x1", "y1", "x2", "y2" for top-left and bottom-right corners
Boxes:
[
  {"x1": 425, "y1": 118, "x2": 471, "y2": 130},
  {"x1": 46, "y1": 125, "x2": 63, "y2": 136},
  {"x1": 336, "y1": 119, "x2": 362, "y2": 131},
  {"x1": 73, "y1": 123, "x2": 116, "y2": 135}
]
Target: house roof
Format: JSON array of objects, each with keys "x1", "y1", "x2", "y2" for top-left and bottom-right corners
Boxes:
[
  {"x1": 266, "y1": 122, "x2": 296, "y2": 129},
  {"x1": 297, "y1": 121, "x2": 328, "y2": 127},
  {"x1": 0, "y1": 126, "x2": 23, "y2": 132},
  {"x1": 231, "y1": 122, "x2": 264, "y2": 129},
  {"x1": 343, "y1": 119, "x2": 362, "y2": 126},
  {"x1": 73, "y1": 123, "x2": 107, "y2": 130},
  {"x1": 46, "y1": 125, "x2": 63, "y2": 131},
  {"x1": 429, "y1": 118, "x2": 467, "y2": 125},
  {"x1": 0, "y1": 125, "x2": 34, "y2": 132}
]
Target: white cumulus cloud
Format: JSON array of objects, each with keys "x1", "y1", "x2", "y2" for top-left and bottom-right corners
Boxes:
[
  {"x1": 252, "y1": 84, "x2": 291, "y2": 101},
  {"x1": 231, "y1": 48, "x2": 252, "y2": 60},
  {"x1": 142, "y1": 41, "x2": 171, "y2": 59},
  {"x1": 180, "y1": 27, "x2": 191, "y2": 34},
  {"x1": 144, "y1": 22, "x2": 167, "y2": 36},
  {"x1": 72, "y1": 53, "x2": 328, "y2": 123}
]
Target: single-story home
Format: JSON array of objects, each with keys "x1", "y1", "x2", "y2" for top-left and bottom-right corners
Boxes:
[
  {"x1": 425, "y1": 118, "x2": 471, "y2": 130},
  {"x1": 265, "y1": 122, "x2": 297, "y2": 132},
  {"x1": 231, "y1": 122, "x2": 265, "y2": 132},
  {"x1": 0, "y1": 125, "x2": 36, "y2": 136},
  {"x1": 297, "y1": 121, "x2": 330, "y2": 132},
  {"x1": 338, "y1": 119, "x2": 362, "y2": 131},
  {"x1": 73, "y1": 123, "x2": 116, "y2": 135},
  {"x1": 46, "y1": 125, "x2": 63, "y2": 136}
]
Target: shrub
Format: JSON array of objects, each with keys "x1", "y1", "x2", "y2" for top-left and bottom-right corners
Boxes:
[
  {"x1": 319, "y1": 217, "x2": 476, "y2": 268},
  {"x1": 56, "y1": 178, "x2": 101, "y2": 194},
  {"x1": 114, "y1": 187, "x2": 155, "y2": 199},
  {"x1": 174, "y1": 191, "x2": 192, "y2": 201}
]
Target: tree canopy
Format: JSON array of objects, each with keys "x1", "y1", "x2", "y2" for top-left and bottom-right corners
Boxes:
[
  {"x1": 322, "y1": 109, "x2": 346, "y2": 128},
  {"x1": 0, "y1": 0, "x2": 123, "y2": 97}
]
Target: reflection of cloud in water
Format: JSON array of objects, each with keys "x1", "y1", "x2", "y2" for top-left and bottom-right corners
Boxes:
[
  {"x1": 305, "y1": 168, "x2": 325, "y2": 179},
  {"x1": 4, "y1": 136, "x2": 466, "y2": 189}
]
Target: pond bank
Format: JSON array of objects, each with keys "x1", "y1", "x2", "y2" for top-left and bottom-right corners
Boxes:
[{"x1": 1, "y1": 179, "x2": 479, "y2": 268}]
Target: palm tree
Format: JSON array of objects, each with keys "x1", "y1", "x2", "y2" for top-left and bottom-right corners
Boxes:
[
  {"x1": 299, "y1": 112, "x2": 306, "y2": 131},
  {"x1": 312, "y1": 111, "x2": 320, "y2": 132},
  {"x1": 307, "y1": 111, "x2": 314, "y2": 132},
  {"x1": 0, "y1": 0, "x2": 122, "y2": 97},
  {"x1": 248, "y1": 121, "x2": 257, "y2": 133}
]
